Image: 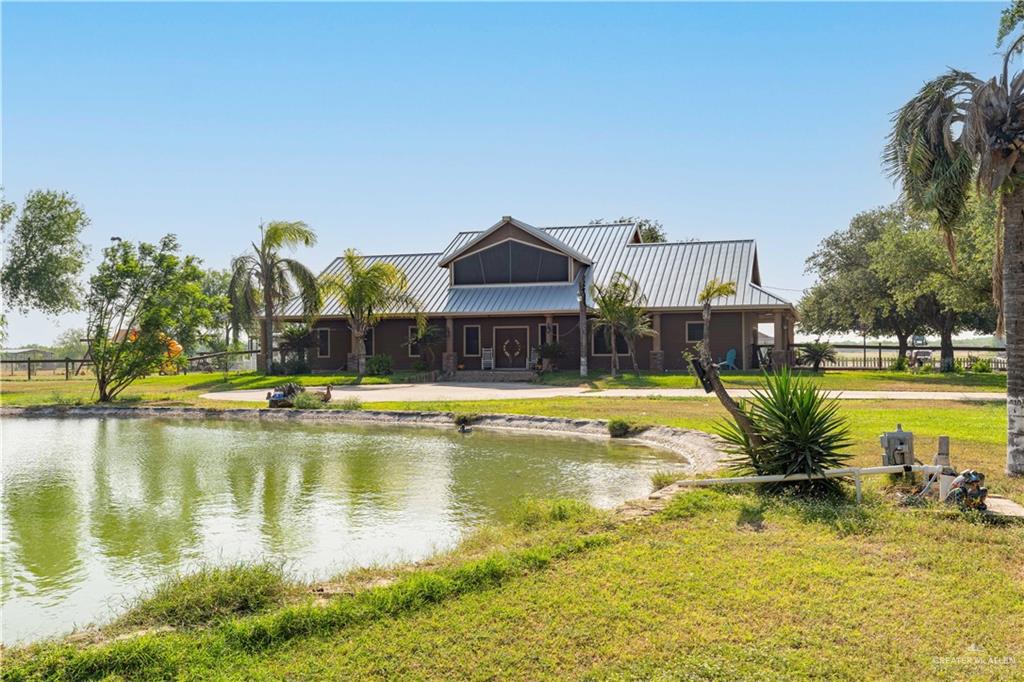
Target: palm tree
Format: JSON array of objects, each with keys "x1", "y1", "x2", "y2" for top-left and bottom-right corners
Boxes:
[
  {"x1": 228, "y1": 221, "x2": 321, "y2": 373},
  {"x1": 698, "y1": 279, "x2": 762, "y2": 451},
  {"x1": 884, "y1": 5, "x2": 1024, "y2": 475},
  {"x1": 798, "y1": 340, "x2": 838, "y2": 372},
  {"x1": 320, "y1": 249, "x2": 422, "y2": 375},
  {"x1": 591, "y1": 272, "x2": 651, "y2": 377}
]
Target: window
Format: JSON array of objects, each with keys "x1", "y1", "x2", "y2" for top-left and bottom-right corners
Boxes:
[
  {"x1": 363, "y1": 328, "x2": 375, "y2": 356},
  {"x1": 685, "y1": 322, "x2": 704, "y2": 343},
  {"x1": 452, "y1": 240, "x2": 570, "y2": 285},
  {"x1": 408, "y1": 327, "x2": 420, "y2": 357},
  {"x1": 593, "y1": 328, "x2": 628, "y2": 355},
  {"x1": 316, "y1": 328, "x2": 330, "y2": 358},
  {"x1": 538, "y1": 323, "x2": 559, "y2": 346},
  {"x1": 463, "y1": 325, "x2": 481, "y2": 356}
]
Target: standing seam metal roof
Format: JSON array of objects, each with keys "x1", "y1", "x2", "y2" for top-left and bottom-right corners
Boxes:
[{"x1": 286, "y1": 222, "x2": 790, "y2": 317}]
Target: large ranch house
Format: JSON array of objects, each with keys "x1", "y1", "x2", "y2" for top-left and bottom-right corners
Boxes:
[{"x1": 266, "y1": 217, "x2": 797, "y2": 376}]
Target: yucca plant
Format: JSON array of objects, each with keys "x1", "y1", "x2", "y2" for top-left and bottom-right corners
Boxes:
[
  {"x1": 797, "y1": 340, "x2": 838, "y2": 372},
  {"x1": 716, "y1": 369, "x2": 853, "y2": 497}
]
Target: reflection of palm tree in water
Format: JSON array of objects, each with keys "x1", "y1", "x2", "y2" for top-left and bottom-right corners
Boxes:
[
  {"x1": 88, "y1": 421, "x2": 205, "y2": 570},
  {"x1": 2, "y1": 474, "x2": 83, "y2": 596}
]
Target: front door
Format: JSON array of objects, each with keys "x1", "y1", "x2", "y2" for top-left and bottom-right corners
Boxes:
[{"x1": 494, "y1": 327, "x2": 528, "y2": 369}]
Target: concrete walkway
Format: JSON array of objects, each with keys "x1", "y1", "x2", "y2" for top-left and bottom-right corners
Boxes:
[{"x1": 201, "y1": 382, "x2": 1007, "y2": 404}]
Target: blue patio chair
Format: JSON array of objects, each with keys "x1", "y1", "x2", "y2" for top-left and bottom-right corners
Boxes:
[{"x1": 717, "y1": 348, "x2": 738, "y2": 371}]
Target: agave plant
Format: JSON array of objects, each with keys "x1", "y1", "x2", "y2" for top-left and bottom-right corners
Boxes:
[
  {"x1": 716, "y1": 369, "x2": 853, "y2": 496},
  {"x1": 797, "y1": 341, "x2": 838, "y2": 372}
]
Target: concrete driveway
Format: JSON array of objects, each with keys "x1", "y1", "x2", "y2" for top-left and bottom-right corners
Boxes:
[{"x1": 200, "y1": 382, "x2": 1006, "y2": 404}]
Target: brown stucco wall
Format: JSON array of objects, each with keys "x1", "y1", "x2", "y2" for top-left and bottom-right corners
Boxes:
[{"x1": 659, "y1": 312, "x2": 744, "y2": 370}]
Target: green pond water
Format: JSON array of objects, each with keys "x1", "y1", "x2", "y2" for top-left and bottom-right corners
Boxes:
[{"x1": 1, "y1": 416, "x2": 688, "y2": 644}]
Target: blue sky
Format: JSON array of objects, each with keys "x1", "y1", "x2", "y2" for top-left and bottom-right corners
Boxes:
[{"x1": 1, "y1": 2, "x2": 1007, "y2": 345}]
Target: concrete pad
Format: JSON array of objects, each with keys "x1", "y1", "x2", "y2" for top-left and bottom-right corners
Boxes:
[{"x1": 984, "y1": 495, "x2": 1024, "y2": 520}]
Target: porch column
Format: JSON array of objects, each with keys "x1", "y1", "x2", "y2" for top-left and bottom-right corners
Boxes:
[
  {"x1": 771, "y1": 310, "x2": 790, "y2": 369},
  {"x1": 578, "y1": 268, "x2": 588, "y2": 377},
  {"x1": 649, "y1": 313, "x2": 664, "y2": 372},
  {"x1": 442, "y1": 316, "x2": 457, "y2": 375},
  {"x1": 740, "y1": 312, "x2": 750, "y2": 370},
  {"x1": 543, "y1": 314, "x2": 554, "y2": 371}
]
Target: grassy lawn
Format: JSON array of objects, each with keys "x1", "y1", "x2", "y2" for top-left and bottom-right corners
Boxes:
[
  {"x1": 539, "y1": 369, "x2": 1008, "y2": 392},
  {"x1": 6, "y1": 489, "x2": 1022, "y2": 680},
  {"x1": 4, "y1": 376, "x2": 1023, "y2": 679},
  {"x1": 0, "y1": 371, "x2": 417, "y2": 407}
]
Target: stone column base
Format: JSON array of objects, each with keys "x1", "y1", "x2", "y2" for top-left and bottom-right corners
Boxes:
[
  {"x1": 442, "y1": 352, "x2": 458, "y2": 375},
  {"x1": 649, "y1": 350, "x2": 665, "y2": 372}
]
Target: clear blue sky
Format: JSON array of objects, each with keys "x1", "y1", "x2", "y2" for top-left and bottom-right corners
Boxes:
[{"x1": 1, "y1": 2, "x2": 1007, "y2": 346}]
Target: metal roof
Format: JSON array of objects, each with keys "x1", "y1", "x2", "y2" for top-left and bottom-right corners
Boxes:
[
  {"x1": 437, "y1": 216, "x2": 593, "y2": 267},
  {"x1": 285, "y1": 222, "x2": 790, "y2": 317}
]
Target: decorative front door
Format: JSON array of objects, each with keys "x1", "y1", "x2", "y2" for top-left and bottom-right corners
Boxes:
[{"x1": 493, "y1": 327, "x2": 528, "y2": 369}]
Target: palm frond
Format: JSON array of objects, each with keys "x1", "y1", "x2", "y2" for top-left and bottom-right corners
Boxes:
[
  {"x1": 697, "y1": 278, "x2": 736, "y2": 305},
  {"x1": 262, "y1": 220, "x2": 317, "y2": 251}
]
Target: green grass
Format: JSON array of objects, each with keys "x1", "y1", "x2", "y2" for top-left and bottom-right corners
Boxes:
[
  {"x1": 6, "y1": 490, "x2": 1022, "y2": 681},
  {"x1": 0, "y1": 370, "x2": 417, "y2": 407},
  {"x1": 539, "y1": 369, "x2": 1008, "y2": 392},
  {"x1": 115, "y1": 563, "x2": 290, "y2": 630}
]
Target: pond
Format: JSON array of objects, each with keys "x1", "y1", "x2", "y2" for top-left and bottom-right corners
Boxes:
[{"x1": 1, "y1": 417, "x2": 687, "y2": 644}]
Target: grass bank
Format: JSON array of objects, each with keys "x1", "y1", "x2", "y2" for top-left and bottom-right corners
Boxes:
[
  {"x1": 538, "y1": 368, "x2": 1008, "y2": 392},
  {"x1": 5, "y1": 491, "x2": 1022, "y2": 681}
]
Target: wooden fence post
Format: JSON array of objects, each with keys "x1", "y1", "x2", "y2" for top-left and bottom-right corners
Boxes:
[
  {"x1": 65, "y1": 358, "x2": 71, "y2": 381},
  {"x1": 877, "y1": 343, "x2": 882, "y2": 369},
  {"x1": 27, "y1": 358, "x2": 32, "y2": 381}
]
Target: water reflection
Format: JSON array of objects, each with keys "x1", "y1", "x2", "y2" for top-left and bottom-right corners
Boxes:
[{"x1": 1, "y1": 417, "x2": 688, "y2": 643}]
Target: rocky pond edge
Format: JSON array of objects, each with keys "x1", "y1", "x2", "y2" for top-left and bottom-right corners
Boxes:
[{"x1": 1, "y1": 404, "x2": 727, "y2": 474}]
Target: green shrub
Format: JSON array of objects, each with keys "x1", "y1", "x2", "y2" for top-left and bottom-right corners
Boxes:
[
  {"x1": 335, "y1": 396, "x2": 362, "y2": 411},
  {"x1": 292, "y1": 392, "x2": 327, "y2": 410},
  {"x1": 716, "y1": 368, "x2": 853, "y2": 497},
  {"x1": 365, "y1": 354, "x2": 392, "y2": 376},
  {"x1": 607, "y1": 418, "x2": 640, "y2": 437},
  {"x1": 509, "y1": 498, "x2": 594, "y2": 529},
  {"x1": 412, "y1": 359, "x2": 431, "y2": 373},
  {"x1": 650, "y1": 471, "x2": 678, "y2": 490},
  {"x1": 888, "y1": 356, "x2": 909, "y2": 372},
  {"x1": 972, "y1": 357, "x2": 992, "y2": 373},
  {"x1": 118, "y1": 563, "x2": 287, "y2": 628},
  {"x1": 270, "y1": 357, "x2": 310, "y2": 375}
]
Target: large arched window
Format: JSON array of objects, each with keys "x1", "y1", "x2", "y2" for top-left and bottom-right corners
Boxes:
[{"x1": 452, "y1": 240, "x2": 570, "y2": 285}]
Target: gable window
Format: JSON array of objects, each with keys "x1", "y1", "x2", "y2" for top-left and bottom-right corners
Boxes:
[
  {"x1": 408, "y1": 327, "x2": 421, "y2": 357},
  {"x1": 452, "y1": 240, "x2": 569, "y2": 285},
  {"x1": 363, "y1": 328, "x2": 375, "y2": 356},
  {"x1": 592, "y1": 329, "x2": 628, "y2": 355},
  {"x1": 538, "y1": 323, "x2": 559, "y2": 346},
  {"x1": 685, "y1": 322, "x2": 704, "y2": 344},
  {"x1": 463, "y1": 325, "x2": 481, "y2": 356},
  {"x1": 316, "y1": 328, "x2": 331, "y2": 358}
]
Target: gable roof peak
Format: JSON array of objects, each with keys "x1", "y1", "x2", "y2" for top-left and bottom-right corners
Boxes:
[{"x1": 437, "y1": 215, "x2": 593, "y2": 267}]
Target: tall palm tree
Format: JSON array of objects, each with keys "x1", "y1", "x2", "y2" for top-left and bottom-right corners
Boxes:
[
  {"x1": 320, "y1": 249, "x2": 422, "y2": 375},
  {"x1": 698, "y1": 279, "x2": 762, "y2": 450},
  {"x1": 884, "y1": 5, "x2": 1024, "y2": 475},
  {"x1": 590, "y1": 272, "x2": 647, "y2": 378},
  {"x1": 228, "y1": 221, "x2": 321, "y2": 372}
]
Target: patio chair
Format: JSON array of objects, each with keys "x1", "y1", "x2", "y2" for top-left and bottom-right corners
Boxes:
[
  {"x1": 482, "y1": 348, "x2": 494, "y2": 371},
  {"x1": 717, "y1": 348, "x2": 738, "y2": 370}
]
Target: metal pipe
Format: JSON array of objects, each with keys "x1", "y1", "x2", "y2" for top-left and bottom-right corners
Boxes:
[{"x1": 673, "y1": 465, "x2": 944, "y2": 504}]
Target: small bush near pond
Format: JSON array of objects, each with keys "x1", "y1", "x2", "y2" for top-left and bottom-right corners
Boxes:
[
  {"x1": 118, "y1": 563, "x2": 288, "y2": 628},
  {"x1": 366, "y1": 354, "x2": 392, "y2": 376},
  {"x1": 650, "y1": 471, "x2": 678, "y2": 490},
  {"x1": 292, "y1": 392, "x2": 327, "y2": 410},
  {"x1": 607, "y1": 418, "x2": 645, "y2": 437},
  {"x1": 972, "y1": 357, "x2": 992, "y2": 373},
  {"x1": 888, "y1": 356, "x2": 909, "y2": 372},
  {"x1": 333, "y1": 396, "x2": 362, "y2": 410},
  {"x1": 510, "y1": 498, "x2": 595, "y2": 530}
]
